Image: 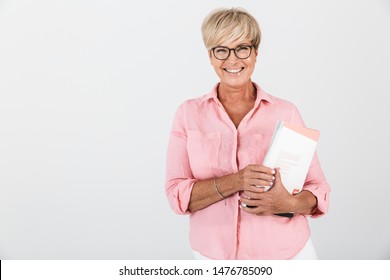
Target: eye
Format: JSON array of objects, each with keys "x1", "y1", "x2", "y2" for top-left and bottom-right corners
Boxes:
[
  {"x1": 236, "y1": 45, "x2": 251, "y2": 52},
  {"x1": 215, "y1": 47, "x2": 229, "y2": 54}
]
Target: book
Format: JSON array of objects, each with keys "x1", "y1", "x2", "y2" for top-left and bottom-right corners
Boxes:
[{"x1": 262, "y1": 121, "x2": 320, "y2": 195}]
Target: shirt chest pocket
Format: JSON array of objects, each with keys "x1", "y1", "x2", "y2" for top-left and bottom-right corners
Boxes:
[{"x1": 187, "y1": 131, "x2": 221, "y2": 179}]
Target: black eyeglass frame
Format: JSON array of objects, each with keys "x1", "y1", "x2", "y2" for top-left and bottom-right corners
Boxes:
[{"x1": 211, "y1": 45, "x2": 254, "y2": 60}]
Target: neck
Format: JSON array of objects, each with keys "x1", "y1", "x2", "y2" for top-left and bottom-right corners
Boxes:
[{"x1": 218, "y1": 81, "x2": 256, "y2": 104}]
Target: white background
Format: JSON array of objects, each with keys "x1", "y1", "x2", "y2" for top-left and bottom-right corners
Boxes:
[{"x1": 0, "y1": 0, "x2": 389, "y2": 260}]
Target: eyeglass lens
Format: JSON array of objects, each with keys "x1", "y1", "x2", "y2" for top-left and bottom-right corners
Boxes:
[{"x1": 213, "y1": 45, "x2": 252, "y2": 60}]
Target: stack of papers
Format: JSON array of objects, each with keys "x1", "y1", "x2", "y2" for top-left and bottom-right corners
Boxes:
[{"x1": 262, "y1": 121, "x2": 320, "y2": 194}]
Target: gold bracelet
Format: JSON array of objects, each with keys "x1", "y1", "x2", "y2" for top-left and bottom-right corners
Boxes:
[{"x1": 214, "y1": 179, "x2": 226, "y2": 199}]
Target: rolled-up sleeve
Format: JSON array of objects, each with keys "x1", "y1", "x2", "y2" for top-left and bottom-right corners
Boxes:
[
  {"x1": 302, "y1": 152, "x2": 330, "y2": 217},
  {"x1": 291, "y1": 105, "x2": 331, "y2": 218},
  {"x1": 165, "y1": 104, "x2": 197, "y2": 215}
]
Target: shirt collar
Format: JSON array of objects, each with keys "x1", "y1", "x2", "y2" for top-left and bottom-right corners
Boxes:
[{"x1": 201, "y1": 82, "x2": 273, "y2": 106}]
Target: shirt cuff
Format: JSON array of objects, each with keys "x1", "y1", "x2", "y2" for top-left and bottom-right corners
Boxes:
[
  {"x1": 302, "y1": 182, "x2": 330, "y2": 218},
  {"x1": 166, "y1": 178, "x2": 198, "y2": 215}
]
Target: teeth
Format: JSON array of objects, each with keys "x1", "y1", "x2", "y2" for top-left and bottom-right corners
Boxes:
[{"x1": 225, "y1": 68, "x2": 243, "y2": 73}]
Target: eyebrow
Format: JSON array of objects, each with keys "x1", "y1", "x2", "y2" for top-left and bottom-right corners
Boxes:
[{"x1": 214, "y1": 43, "x2": 252, "y2": 48}]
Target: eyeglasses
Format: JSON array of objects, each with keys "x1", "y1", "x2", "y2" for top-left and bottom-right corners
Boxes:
[{"x1": 211, "y1": 45, "x2": 253, "y2": 60}]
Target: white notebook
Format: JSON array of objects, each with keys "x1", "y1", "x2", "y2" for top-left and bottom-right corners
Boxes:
[{"x1": 262, "y1": 121, "x2": 320, "y2": 194}]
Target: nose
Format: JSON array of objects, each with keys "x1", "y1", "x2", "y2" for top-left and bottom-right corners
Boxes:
[{"x1": 225, "y1": 50, "x2": 238, "y2": 63}]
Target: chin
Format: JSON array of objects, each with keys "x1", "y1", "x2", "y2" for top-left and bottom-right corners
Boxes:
[{"x1": 220, "y1": 77, "x2": 251, "y2": 88}]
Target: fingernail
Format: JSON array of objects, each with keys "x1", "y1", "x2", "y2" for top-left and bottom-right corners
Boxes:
[
  {"x1": 272, "y1": 176, "x2": 275, "y2": 180},
  {"x1": 270, "y1": 181, "x2": 273, "y2": 185},
  {"x1": 271, "y1": 169, "x2": 276, "y2": 174}
]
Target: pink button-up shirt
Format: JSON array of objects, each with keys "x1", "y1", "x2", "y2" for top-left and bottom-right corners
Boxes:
[{"x1": 165, "y1": 83, "x2": 330, "y2": 259}]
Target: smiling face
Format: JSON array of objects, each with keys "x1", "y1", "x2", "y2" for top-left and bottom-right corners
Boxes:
[{"x1": 209, "y1": 40, "x2": 258, "y2": 90}]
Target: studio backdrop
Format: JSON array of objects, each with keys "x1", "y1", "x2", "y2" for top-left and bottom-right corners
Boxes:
[{"x1": 0, "y1": 0, "x2": 389, "y2": 259}]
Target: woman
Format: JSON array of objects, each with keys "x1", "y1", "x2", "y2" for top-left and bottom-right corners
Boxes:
[{"x1": 165, "y1": 7, "x2": 330, "y2": 260}]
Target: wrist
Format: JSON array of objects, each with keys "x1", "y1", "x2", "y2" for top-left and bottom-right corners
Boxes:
[
  {"x1": 290, "y1": 191, "x2": 317, "y2": 215},
  {"x1": 290, "y1": 194, "x2": 298, "y2": 213},
  {"x1": 218, "y1": 173, "x2": 240, "y2": 195},
  {"x1": 232, "y1": 172, "x2": 242, "y2": 192}
]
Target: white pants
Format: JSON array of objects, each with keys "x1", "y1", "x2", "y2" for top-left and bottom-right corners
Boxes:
[{"x1": 193, "y1": 238, "x2": 318, "y2": 260}]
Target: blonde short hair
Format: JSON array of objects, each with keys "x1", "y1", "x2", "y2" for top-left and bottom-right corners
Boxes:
[{"x1": 201, "y1": 7, "x2": 261, "y2": 50}]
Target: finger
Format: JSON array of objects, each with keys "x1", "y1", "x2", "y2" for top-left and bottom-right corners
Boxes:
[
  {"x1": 249, "y1": 164, "x2": 276, "y2": 175},
  {"x1": 248, "y1": 172, "x2": 276, "y2": 184},
  {"x1": 239, "y1": 196, "x2": 260, "y2": 207},
  {"x1": 240, "y1": 201, "x2": 257, "y2": 211},
  {"x1": 271, "y1": 168, "x2": 284, "y2": 189},
  {"x1": 249, "y1": 179, "x2": 274, "y2": 190},
  {"x1": 243, "y1": 190, "x2": 263, "y2": 197},
  {"x1": 240, "y1": 203, "x2": 269, "y2": 215},
  {"x1": 253, "y1": 173, "x2": 276, "y2": 182},
  {"x1": 245, "y1": 187, "x2": 266, "y2": 196},
  {"x1": 241, "y1": 191, "x2": 252, "y2": 199},
  {"x1": 275, "y1": 168, "x2": 282, "y2": 181},
  {"x1": 242, "y1": 190, "x2": 263, "y2": 200},
  {"x1": 240, "y1": 203, "x2": 257, "y2": 212}
]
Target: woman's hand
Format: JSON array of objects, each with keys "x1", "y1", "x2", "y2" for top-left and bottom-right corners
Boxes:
[
  {"x1": 239, "y1": 168, "x2": 295, "y2": 215},
  {"x1": 235, "y1": 164, "x2": 276, "y2": 192},
  {"x1": 188, "y1": 164, "x2": 275, "y2": 213}
]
